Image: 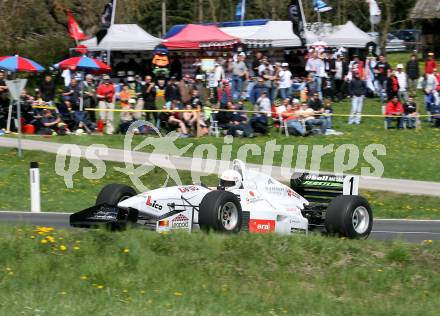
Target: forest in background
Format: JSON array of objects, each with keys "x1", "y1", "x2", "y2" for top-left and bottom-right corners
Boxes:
[{"x1": 0, "y1": 0, "x2": 418, "y2": 65}]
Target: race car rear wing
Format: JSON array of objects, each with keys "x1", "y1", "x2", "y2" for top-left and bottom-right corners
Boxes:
[{"x1": 291, "y1": 173, "x2": 359, "y2": 204}]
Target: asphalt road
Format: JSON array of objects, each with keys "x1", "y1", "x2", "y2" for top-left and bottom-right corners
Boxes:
[{"x1": 1, "y1": 211, "x2": 439, "y2": 243}]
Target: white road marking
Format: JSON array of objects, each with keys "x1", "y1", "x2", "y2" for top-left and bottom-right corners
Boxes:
[{"x1": 372, "y1": 231, "x2": 440, "y2": 235}]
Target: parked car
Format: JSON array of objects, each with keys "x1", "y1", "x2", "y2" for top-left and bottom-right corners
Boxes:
[
  {"x1": 367, "y1": 32, "x2": 407, "y2": 53},
  {"x1": 392, "y1": 29, "x2": 421, "y2": 43}
]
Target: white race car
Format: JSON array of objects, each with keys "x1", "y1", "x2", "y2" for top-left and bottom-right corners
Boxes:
[{"x1": 71, "y1": 160, "x2": 373, "y2": 239}]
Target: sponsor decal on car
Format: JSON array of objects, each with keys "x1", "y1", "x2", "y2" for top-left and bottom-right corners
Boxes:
[
  {"x1": 249, "y1": 220, "x2": 276, "y2": 233},
  {"x1": 304, "y1": 174, "x2": 344, "y2": 182},
  {"x1": 302, "y1": 180, "x2": 343, "y2": 188},
  {"x1": 171, "y1": 214, "x2": 190, "y2": 229},
  {"x1": 178, "y1": 186, "x2": 200, "y2": 193},
  {"x1": 146, "y1": 195, "x2": 163, "y2": 211}
]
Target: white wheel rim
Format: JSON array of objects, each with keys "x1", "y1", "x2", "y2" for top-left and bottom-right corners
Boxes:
[
  {"x1": 220, "y1": 202, "x2": 238, "y2": 230},
  {"x1": 352, "y1": 206, "x2": 370, "y2": 234}
]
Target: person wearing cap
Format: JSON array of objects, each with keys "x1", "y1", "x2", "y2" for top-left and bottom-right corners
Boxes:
[
  {"x1": 96, "y1": 75, "x2": 115, "y2": 134},
  {"x1": 425, "y1": 53, "x2": 437, "y2": 75},
  {"x1": 395, "y1": 64, "x2": 408, "y2": 103},
  {"x1": 278, "y1": 63, "x2": 292, "y2": 100},
  {"x1": 406, "y1": 54, "x2": 420, "y2": 95}
]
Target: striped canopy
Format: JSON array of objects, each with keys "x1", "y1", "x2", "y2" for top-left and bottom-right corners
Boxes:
[
  {"x1": 54, "y1": 56, "x2": 111, "y2": 73},
  {"x1": 0, "y1": 55, "x2": 45, "y2": 72}
]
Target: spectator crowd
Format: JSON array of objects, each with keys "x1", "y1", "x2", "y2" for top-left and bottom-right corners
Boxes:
[{"x1": 1, "y1": 50, "x2": 439, "y2": 137}]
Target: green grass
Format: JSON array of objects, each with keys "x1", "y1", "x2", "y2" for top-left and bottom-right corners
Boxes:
[
  {"x1": 0, "y1": 225, "x2": 439, "y2": 315},
  {"x1": 7, "y1": 93, "x2": 440, "y2": 182},
  {"x1": 1, "y1": 148, "x2": 440, "y2": 219}
]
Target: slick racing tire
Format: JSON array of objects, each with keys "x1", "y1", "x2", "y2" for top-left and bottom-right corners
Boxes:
[
  {"x1": 325, "y1": 195, "x2": 373, "y2": 239},
  {"x1": 199, "y1": 191, "x2": 243, "y2": 233},
  {"x1": 96, "y1": 184, "x2": 138, "y2": 231},
  {"x1": 96, "y1": 184, "x2": 137, "y2": 206}
]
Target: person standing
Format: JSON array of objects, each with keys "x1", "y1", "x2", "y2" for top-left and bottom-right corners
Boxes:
[
  {"x1": 82, "y1": 74, "x2": 97, "y2": 122},
  {"x1": 425, "y1": 52, "x2": 437, "y2": 75},
  {"x1": 143, "y1": 75, "x2": 157, "y2": 124},
  {"x1": 406, "y1": 54, "x2": 420, "y2": 95},
  {"x1": 278, "y1": 63, "x2": 292, "y2": 100},
  {"x1": 348, "y1": 72, "x2": 367, "y2": 125},
  {"x1": 305, "y1": 51, "x2": 325, "y2": 99},
  {"x1": 374, "y1": 55, "x2": 391, "y2": 105},
  {"x1": 231, "y1": 52, "x2": 249, "y2": 102},
  {"x1": 395, "y1": 64, "x2": 408, "y2": 103},
  {"x1": 39, "y1": 75, "x2": 56, "y2": 104},
  {"x1": 96, "y1": 74, "x2": 115, "y2": 134},
  {"x1": 331, "y1": 55, "x2": 348, "y2": 102}
]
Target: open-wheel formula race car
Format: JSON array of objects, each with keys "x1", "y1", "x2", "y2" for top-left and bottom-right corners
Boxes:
[{"x1": 70, "y1": 160, "x2": 373, "y2": 239}]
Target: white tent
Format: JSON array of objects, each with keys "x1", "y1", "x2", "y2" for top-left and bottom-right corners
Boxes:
[
  {"x1": 220, "y1": 25, "x2": 264, "y2": 39},
  {"x1": 322, "y1": 21, "x2": 373, "y2": 48},
  {"x1": 244, "y1": 21, "x2": 302, "y2": 47},
  {"x1": 81, "y1": 24, "x2": 162, "y2": 51}
]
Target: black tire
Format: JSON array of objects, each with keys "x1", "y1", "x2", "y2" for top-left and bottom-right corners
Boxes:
[
  {"x1": 325, "y1": 195, "x2": 373, "y2": 239},
  {"x1": 199, "y1": 191, "x2": 242, "y2": 233},
  {"x1": 96, "y1": 184, "x2": 137, "y2": 206}
]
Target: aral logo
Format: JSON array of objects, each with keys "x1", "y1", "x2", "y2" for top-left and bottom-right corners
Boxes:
[
  {"x1": 249, "y1": 220, "x2": 276, "y2": 233},
  {"x1": 146, "y1": 196, "x2": 163, "y2": 211},
  {"x1": 172, "y1": 214, "x2": 189, "y2": 229}
]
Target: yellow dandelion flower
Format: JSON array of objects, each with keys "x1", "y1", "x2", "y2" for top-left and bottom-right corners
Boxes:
[
  {"x1": 174, "y1": 292, "x2": 183, "y2": 296},
  {"x1": 96, "y1": 285, "x2": 104, "y2": 289},
  {"x1": 122, "y1": 289, "x2": 128, "y2": 293},
  {"x1": 46, "y1": 236, "x2": 55, "y2": 243},
  {"x1": 377, "y1": 269, "x2": 383, "y2": 272},
  {"x1": 8, "y1": 271, "x2": 14, "y2": 276},
  {"x1": 73, "y1": 246, "x2": 80, "y2": 251},
  {"x1": 140, "y1": 290, "x2": 145, "y2": 294},
  {"x1": 80, "y1": 275, "x2": 88, "y2": 280},
  {"x1": 40, "y1": 239, "x2": 48, "y2": 244},
  {"x1": 59, "y1": 245, "x2": 67, "y2": 251},
  {"x1": 423, "y1": 240, "x2": 433, "y2": 244},
  {"x1": 30, "y1": 236, "x2": 36, "y2": 239},
  {"x1": 5, "y1": 267, "x2": 12, "y2": 272},
  {"x1": 122, "y1": 248, "x2": 129, "y2": 253},
  {"x1": 59, "y1": 292, "x2": 67, "y2": 295}
]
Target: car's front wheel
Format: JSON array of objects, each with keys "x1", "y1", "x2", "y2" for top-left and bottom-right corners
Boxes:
[
  {"x1": 199, "y1": 191, "x2": 243, "y2": 233},
  {"x1": 325, "y1": 195, "x2": 373, "y2": 239}
]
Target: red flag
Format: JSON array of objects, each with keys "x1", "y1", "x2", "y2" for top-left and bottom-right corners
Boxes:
[{"x1": 67, "y1": 11, "x2": 87, "y2": 41}]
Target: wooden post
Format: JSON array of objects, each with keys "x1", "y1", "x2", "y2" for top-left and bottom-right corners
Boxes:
[{"x1": 162, "y1": 0, "x2": 167, "y2": 36}]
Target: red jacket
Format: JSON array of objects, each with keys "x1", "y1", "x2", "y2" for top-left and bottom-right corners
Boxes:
[
  {"x1": 425, "y1": 59, "x2": 437, "y2": 74},
  {"x1": 385, "y1": 101, "x2": 404, "y2": 115},
  {"x1": 97, "y1": 83, "x2": 115, "y2": 102}
]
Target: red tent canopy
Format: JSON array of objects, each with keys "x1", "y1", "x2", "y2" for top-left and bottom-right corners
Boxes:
[{"x1": 164, "y1": 24, "x2": 239, "y2": 50}]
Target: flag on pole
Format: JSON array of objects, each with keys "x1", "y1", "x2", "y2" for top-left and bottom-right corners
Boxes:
[
  {"x1": 235, "y1": 0, "x2": 246, "y2": 21},
  {"x1": 367, "y1": 0, "x2": 381, "y2": 25},
  {"x1": 67, "y1": 11, "x2": 87, "y2": 41},
  {"x1": 288, "y1": 0, "x2": 306, "y2": 46},
  {"x1": 101, "y1": 1, "x2": 114, "y2": 29},
  {"x1": 314, "y1": 0, "x2": 332, "y2": 13}
]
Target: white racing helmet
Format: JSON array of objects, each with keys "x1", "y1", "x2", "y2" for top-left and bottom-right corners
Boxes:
[{"x1": 219, "y1": 169, "x2": 243, "y2": 191}]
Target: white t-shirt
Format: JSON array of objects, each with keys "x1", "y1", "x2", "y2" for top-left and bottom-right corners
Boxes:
[{"x1": 279, "y1": 70, "x2": 292, "y2": 89}]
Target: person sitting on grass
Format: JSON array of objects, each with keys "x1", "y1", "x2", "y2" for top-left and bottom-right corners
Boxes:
[
  {"x1": 385, "y1": 96, "x2": 404, "y2": 129},
  {"x1": 168, "y1": 102, "x2": 189, "y2": 136},
  {"x1": 281, "y1": 101, "x2": 305, "y2": 136},
  {"x1": 39, "y1": 109, "x2": 69, "y2": 136},
  {"x1": 403, "y1": 96, "x2": 418, "y2": 129},
  {"x1": 298, "y1": 102, "x2": 326, "y2": 135}
]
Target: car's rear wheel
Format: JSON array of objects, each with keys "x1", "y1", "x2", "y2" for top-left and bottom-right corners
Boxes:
[
  {"x1": 199, "y1": 191, "x2": 242, "y2": 233},
  {"x1": 325, "y1": 195, "x2": 373, "y2": 239}
]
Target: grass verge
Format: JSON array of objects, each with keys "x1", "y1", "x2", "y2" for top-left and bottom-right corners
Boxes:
[
  {"x1": 6, "y1": 94, "x2": 440, "y2": 182},
  {"x1": 0, "y1": 148, "x2": 439, "y2": 219},
  {"x1": 0, "y1": 225, "x2": 439, "y2": 315}
]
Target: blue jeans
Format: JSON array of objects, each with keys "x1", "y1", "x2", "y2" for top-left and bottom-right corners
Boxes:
[
  {"x1": 404, "y1": 116, "x2": 416, "y2": 128},
  {"x1": 232, "y1": 75, "x2": 243, "y2": 101},
  {"x1": 287, "y1": 120, "x2": 305, "y2": 136},
  {"x1": 306, "y1": 118, "x2": 327, "y2": 134},
  {"x1": 386, "y1": 116, "x2": 404, "y2": 129},
  {"x1": 280, "y1": 87, "x2": 291, "y2": 100},
  {"x1": 322, "y1": 116, "x2": 332, "y2": 129},
  {"x1": 349, "y1": 96, "x2": 364, "y2": 124}
]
